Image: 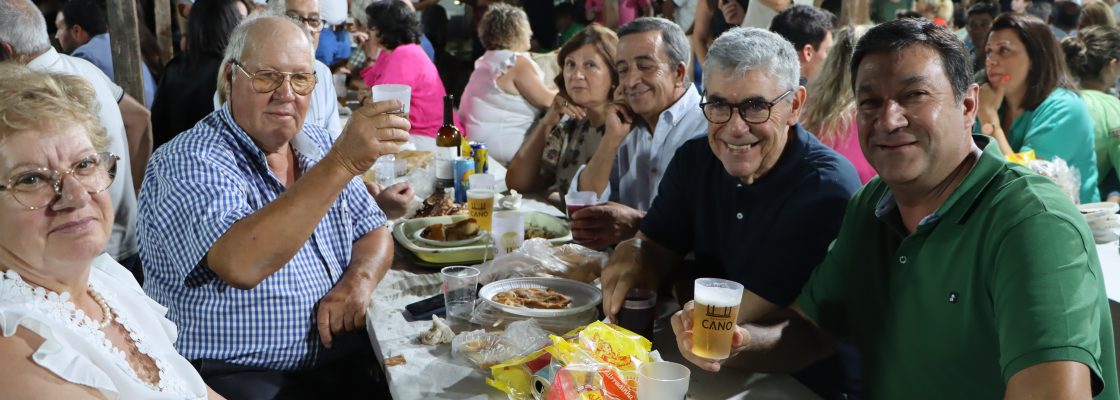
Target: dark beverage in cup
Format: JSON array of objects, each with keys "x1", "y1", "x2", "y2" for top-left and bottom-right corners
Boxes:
[
  {"x1": 615, "y1": 288, "x2": 657, "y2": 339},
  {"x1": 566, "y1": 204, "x2": 590, "y2": 219}
]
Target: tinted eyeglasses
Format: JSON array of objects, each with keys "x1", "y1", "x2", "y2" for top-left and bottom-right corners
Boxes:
[
  {"x1": 0, "y1": 152, "x2": 118, "y2": 210},
  {"x1": 232, "y1": 61, "x2": 317, "y2": 96},
  {"x1": 699, "y1": 89, "x2": 794, "y2": 124}
]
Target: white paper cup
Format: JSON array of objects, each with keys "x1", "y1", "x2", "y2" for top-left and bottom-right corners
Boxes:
[
  {"x1": 637, "y1": 361, "x2": 690, "y2": 400},
  {"x1": 491, "y1": 211, "x2": 525, "y2": 256},
  {"x1": 370, "y1": 84, "x2": 411, "y2": 115}
]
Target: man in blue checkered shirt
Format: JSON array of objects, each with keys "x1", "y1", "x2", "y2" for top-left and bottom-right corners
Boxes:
[{"x1": 137, "y1": 15, "x2": 409, "y2": 399}]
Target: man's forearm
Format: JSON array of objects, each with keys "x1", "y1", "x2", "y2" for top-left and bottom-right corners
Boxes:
[
  {"x1": 119, "y1": 94, "x2": 152, "y2": 193},
  {"x1": 338, "y1": 227, "x2": 394, "y2": 290},
  {"x1": 578, "y1": 135, "x2": 625, "y2": 195},
  {"x1": 723, "y1": 309, "x2": 838, "y2": 373},
  {"x1": 207, "y1": 154, "x2": 357, "y2": 289}
]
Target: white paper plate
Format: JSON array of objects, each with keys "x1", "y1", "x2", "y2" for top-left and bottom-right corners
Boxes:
[
  {"x1": 1080, "y1": 202, "x2": 1120, "y2": 222},
  {"x1": 479, "y1": 277, "x2": 602, "y2": 317},
  {"x1": 412, "y1": 227, "x2": 483, "y2": 247}
]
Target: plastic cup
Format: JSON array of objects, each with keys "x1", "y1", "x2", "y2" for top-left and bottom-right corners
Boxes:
[
  {"x1": 691, "y1": 278, "x2": 744, "y2": 360},
  {"x1": 564, "y1": 191, "x2": 599, "y2": 219},
  {"x1": 491, "y1": 211, "x2": 525, "y2": 255},
  {"x1": 441, "y1": 266, "x2": 480, "y2": 321},
  {"x1": 637, "y1": 361, "x2": 690, "y2": 400},
  {"x1": 371, "y1": 155, "x2": 396, "y2": 185},
  {"x1": 370, "y1": 84, "x2": 410, "y2": 116},
  {"x1": 469, "y1": 173, "x2": 496, "y2": 191},
  {"x1": 467, "y1": 189, "x2": 495, "y2": 231},
  {"x1": 615, "y1": 288, "x2": 657, "y2": 339}
]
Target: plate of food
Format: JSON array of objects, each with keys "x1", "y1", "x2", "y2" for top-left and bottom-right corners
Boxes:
[
  {"x1": 393, "y1": 212, "x2": 572, "y2": 265},
  {"x1": 413, "y1": 218, "x2": 483, "y2": 247},
  {"x1": 479, "y1": 277, "x2": 601, "y2": 317}
]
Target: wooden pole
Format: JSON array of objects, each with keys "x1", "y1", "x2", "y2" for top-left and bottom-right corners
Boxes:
[
  {"x1": 154, "y1": 0, "x2": 173, "y2": 65},
  {"x1": 106, "y1": 0, "x2": 146, "y2": 105},
  {"x1": 840, "y1": 0, "x2": 871, "y2": 25}
]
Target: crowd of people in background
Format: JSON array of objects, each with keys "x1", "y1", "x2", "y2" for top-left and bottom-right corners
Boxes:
[{"x1": 1, "y1": 0, "x2": 1120, "y2": 398}]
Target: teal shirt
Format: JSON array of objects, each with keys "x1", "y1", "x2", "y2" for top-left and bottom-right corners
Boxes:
[
  {"x1": 797, "y1": 135, "x2": 1118, "y2": 399},
  {"x1": 1007, "y1": 88, "x2": 1101, "y2": 202}
]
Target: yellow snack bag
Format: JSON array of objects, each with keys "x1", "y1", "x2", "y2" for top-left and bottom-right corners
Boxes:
[
  {"x1": 1006, "y1": 150, "x2": 1036, "y2": 165},
  {"x1": 487, "y1": 347, "x2": 553, "y2": 399},
  {"x1": 575, "y1": 321, "x2": 652, "y2": 372}
]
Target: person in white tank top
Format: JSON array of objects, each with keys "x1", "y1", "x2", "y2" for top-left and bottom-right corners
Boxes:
[{"x1": 459, "y1": 3, "x2": 558, "y2": 165}]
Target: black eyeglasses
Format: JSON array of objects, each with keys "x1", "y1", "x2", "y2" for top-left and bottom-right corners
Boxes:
[
  {"x1": 285, "y1": 11, "x2": 326, "y2": 32},
  {"x1": 0, "y1": 152, "x2": 118, "y2": 210},
  {"x1": 232, "y1": 61, "x2": 317, "y2": 96},
  {"x1": 699, "y1": 89, "x2": 794, "y2": 124}
]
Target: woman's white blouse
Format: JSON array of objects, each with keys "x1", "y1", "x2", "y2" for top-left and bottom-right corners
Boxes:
[{"x1": 0, "y1": 254, "x2": 207, "y2": 399}]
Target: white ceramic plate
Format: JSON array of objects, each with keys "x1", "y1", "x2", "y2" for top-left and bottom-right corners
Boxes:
[
  {"x1": 412, "y1": 227, "x2": 483, "y2": 247},
  {"x1": 479, "y1": 277, "x2": 602, "y2": 317}
]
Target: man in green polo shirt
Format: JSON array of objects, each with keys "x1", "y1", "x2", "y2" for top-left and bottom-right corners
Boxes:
[{"x1": 669, "y1": 19, "x2": 1119, "y2": 399}]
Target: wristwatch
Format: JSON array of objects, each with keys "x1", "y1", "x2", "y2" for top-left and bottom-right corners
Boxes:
[{"x1": 981, "y1": 123, "x2": 996, "y2": 135}]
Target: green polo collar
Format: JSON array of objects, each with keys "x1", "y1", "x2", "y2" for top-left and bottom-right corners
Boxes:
[{"x1": 874, "y1": 135, "x2": 1009, "y2": 234}]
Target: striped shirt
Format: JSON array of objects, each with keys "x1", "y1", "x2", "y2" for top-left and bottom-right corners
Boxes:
[{"x1": 137, "y1": 106, "x2": 386, "y2": 370}]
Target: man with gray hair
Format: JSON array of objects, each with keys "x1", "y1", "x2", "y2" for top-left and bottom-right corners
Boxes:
[
  {"x1": 267, "y1": 0, "x2": 342, "y2": 140},
  {"x1": 601, "y1": 27, "x2": 860, "y2": 397},
  {"x1": 139, "y1": 15, "x2": 408, "y2": 398},
  {"x1": 0, "y1": 0, "x2": 150, "y2": 283},
  {"x1": 567, "y1": 17, "x2": 707, "y2": 249}
]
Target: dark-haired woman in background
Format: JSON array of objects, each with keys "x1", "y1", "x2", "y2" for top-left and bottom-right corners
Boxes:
[
  {"x1": 506, "y1": 25, "x2": 618, "y2": 198},
  {"x1": 150, "y1": 0, "x2": 247, "y2": 150},
  {"x1": 360, "y1": 0, "x2": 452, "y2": 147},
  {"x1": 978, "y1": 13, "x2": 1100, "y2": 202},
  {"x1": 1063, "y1": 26, "x2": 1120, "y2": 203}
]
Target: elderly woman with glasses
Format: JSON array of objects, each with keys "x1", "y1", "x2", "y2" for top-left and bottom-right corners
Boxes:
[{"x1": 0, "y1": 65, "x2": 219, "y2": 399}]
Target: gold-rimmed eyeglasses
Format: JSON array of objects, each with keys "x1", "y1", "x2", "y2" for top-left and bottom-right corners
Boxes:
[
  {"x1": 0, "y1": 152, "x2": 118, "y2": 210},
  {"x1": 699, "y1": 89, "x2": 794, "y2": 124},
  {"x1": 232, "y1": 61, "x2": 317, "y2": 96}
]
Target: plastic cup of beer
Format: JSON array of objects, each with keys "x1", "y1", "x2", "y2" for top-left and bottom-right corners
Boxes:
[
  {"x1": 637, "y1": 361, "x2": 690, "y2": 400},
  {"x1": 467, "y1": 188, "x2": 495, "y2": 231},
  {"x1": 370, "y1": 84, "x2": 410, "y2": 117},
  {"x1": 490, "y1": 211, "x2": 524, "y2": 255},
  {"x1": 691, "y1": 278, "x2": 744, "y2": 360}
]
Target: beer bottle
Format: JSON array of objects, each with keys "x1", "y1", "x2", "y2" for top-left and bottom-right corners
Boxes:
[{"x1": 435, "y1": 94, "x2": 461, "y2": 189}]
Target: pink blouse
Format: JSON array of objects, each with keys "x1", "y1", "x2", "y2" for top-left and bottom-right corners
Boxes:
[
  {"x1": 819, "y1": 120, "x2": 876, "y2": 184},
  {"x1": 585, "y1": 0, "x2": 652, "y2": 27},
  {"x1": 360, "y1": 44, "x2": 458, "y2": 138}
]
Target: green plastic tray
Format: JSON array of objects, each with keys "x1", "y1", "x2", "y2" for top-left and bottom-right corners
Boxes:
[{"x1": 393, "y1": 211, "x2": 572, "y2": 265}]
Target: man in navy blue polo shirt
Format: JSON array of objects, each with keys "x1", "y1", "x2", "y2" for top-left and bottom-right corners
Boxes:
[{"x1": 600, "y1": 26, "x2": 861, "y2": 397}]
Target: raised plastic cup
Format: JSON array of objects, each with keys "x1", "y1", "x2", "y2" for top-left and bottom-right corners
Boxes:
[{"x1": 370, "y1": 84, "x2": 410, "y2": 116}]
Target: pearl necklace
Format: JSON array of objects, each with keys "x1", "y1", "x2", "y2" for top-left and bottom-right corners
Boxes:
[{"x1": 87, "y1": 286, "x2": 113, "y2": 330}]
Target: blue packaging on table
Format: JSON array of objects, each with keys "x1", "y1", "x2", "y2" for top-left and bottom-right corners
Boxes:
[{"x1": 453, "y1": 157, "x2": 475, "y2": 203}]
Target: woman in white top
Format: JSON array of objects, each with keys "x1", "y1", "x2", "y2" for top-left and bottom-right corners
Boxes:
[
  {"x1": 459, "y1": 3, "x2": 558, "y2": 165},
  {"x1": 0, "y1": 65, "x2": 218, "y2": 399}
]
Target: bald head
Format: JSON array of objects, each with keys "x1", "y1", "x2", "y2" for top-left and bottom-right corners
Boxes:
[{"x1": 244, "y1": 16, "x2": 313, "y2": 65}]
